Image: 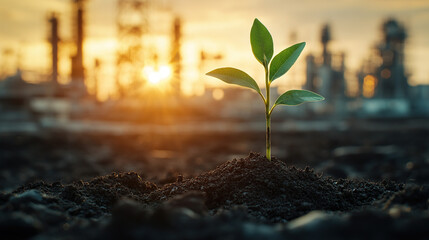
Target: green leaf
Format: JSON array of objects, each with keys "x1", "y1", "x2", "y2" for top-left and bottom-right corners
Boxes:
[
  {"x1": 250, "y1": 18, "x2": 273, "y2": 67},
  {"x1": 269, "y1": 42, "x2": 306, "y2": 82},
  {"x1": 274, "y1": 90, "x2": 324, "y2": 106},
  {"x1": 206, "y1": 67, "x2": 261, "y2": 93}
]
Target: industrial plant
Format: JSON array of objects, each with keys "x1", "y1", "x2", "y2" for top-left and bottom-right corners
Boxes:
[{"x1": 0, "y1": 0, "x2": 428, "y2": 129}]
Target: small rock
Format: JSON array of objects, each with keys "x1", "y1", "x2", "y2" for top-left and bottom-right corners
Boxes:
[
  {"x1": 242, "y1": 222, "x2": 283, "y2": 240},
  {"x1": 165, "y1": 191, "x2": 208, "y2": 215},
  {"x1": 176, "y1": 174, "x2": 183, "y2": 183},
  {"x1": 27, "y1": 203, "x2": 66, "y2": 224},
  {"x1": 287, "y1": 211, "x2": 334, "y2": 231},
  {"x1": 388, "y1": 205, "x2": 411, "y2": 218},
  {"x1": 111, "y1": 198, "x2": 147, "y2": 228},
  {"x1": 10, "y1": 190, "x2": 43, "y2": 205}
]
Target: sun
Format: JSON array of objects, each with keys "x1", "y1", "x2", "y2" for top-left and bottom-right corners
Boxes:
[{"x1": 142, "y1": 65, "x2": 172, "y2": 85}]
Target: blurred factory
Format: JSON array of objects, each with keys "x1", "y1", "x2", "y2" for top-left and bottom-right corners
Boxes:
[
  {"x1": 0, "y1": 0, "x2": 92, "y2": 125},
  {"x1": 0, "y1": 0, "x2": 184, "y2": 125},
  {"x1": 0, "y1": 0, "x2": 428, "y2": 126},
  {"x1": 356, "y1": 19, "x2": 429, "y2": 117},
  {"x1": 302, "y1": 18, "x2": 428, "y2": 118}
]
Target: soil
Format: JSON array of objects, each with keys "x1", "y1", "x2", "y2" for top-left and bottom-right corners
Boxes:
[
  {"x1": 0, "y1": 129, "x2": 428, "y2": 239},
  {"x1": 147, "y1": 153, "x2": 401, "y2": 221}
]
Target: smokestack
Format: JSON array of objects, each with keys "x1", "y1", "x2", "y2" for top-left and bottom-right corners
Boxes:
[
  {"x1": 170, "y1": 16, "x2": 182, "y2": 98},
  {"x1": 49, "y1": 13, "x2": 59, "y2": 85},
  {"x1": 321, "y1": 24, "x2": 331, "y2": 66},
  {"x1": 71, "y1": 0, "x2": 85, "y2": 84}
]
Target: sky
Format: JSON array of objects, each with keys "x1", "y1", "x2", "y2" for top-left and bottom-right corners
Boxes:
[{"x1": 0, "y1": 0, "x2": 428, "y2": 99}]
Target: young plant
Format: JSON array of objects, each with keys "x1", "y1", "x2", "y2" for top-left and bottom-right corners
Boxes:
[{"x1": 206, "y1": 18, "x2": 324, "y2": 160}]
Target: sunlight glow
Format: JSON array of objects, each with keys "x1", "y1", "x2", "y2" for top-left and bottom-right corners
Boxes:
[{"x1": 142, "y1": 65, "x2": 172, "y2": 85}]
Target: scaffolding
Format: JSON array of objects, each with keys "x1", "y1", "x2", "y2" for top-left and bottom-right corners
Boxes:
[{"x1": 115, "y1": 0, "x2": 149, "y2": 97}]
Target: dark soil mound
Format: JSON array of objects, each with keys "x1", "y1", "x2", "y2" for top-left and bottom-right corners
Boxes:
[
  {"x1": 9, "y1": 172, "x2": 157, "y2": 219},
  {"x1": 148, "y1": 153, "x2": 401, "y2": 221}
]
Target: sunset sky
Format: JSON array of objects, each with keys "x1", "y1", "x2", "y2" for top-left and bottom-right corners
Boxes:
[{"x1": 1, "y1": 0, "x2": 428, "y2": 99}]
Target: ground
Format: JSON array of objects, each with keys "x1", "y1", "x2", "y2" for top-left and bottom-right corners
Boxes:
[{"x1": 0, "y1": 126, "x2": 428, "y2": 239}]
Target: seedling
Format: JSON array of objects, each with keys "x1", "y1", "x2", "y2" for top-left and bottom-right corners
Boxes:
[{"x1": 206, "y1": 18, "x2": 324, "y2": 160}]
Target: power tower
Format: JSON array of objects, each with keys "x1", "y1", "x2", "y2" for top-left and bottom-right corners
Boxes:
[{"x1": 115, "y1": 0, "x2": 149, "y2": 97}]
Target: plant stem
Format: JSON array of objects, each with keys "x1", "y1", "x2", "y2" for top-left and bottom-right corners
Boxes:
[{"x1": 265, "y1": 66, "x2": 271, "y2": 160}]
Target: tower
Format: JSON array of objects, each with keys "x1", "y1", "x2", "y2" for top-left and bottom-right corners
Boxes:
[
  {"x1": 48, "y1": 13, "x2": 59, "y2": 86},
  {"x1": 305, "y1": 24, "x2": 347, "y2": 115},
  {"x1": 305, "y1": 54, "x2": 316, "y2": 92},
  {"x1": 70, "y1": 0, "x2": 87, "y2": 97},
  {"x1": 375, "y1": 19, "x2": 408, "y2": 98},
  {"x1": 318, "y1": 24, "x2": 333, "y2": 98},
  {"x1": 321, "y1": 24, "x2": 331, "y2": 66},
  {"x1": 170, "y1": 17, "x2": 182, "y2": 98}
]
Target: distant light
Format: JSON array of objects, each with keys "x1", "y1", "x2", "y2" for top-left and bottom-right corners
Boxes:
[
  {"x1": 381, "y1": 69, "x2": 391, "y2": 79},
  {"x1": 142, "y1": 65, "x2": 172, "y2": 85},
  {"x1": 212, "y1": 88, "x2": 224, "y2": 101},
  {"x1": 363, "y1": 75, "x2": 377, "y2": 98}
]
